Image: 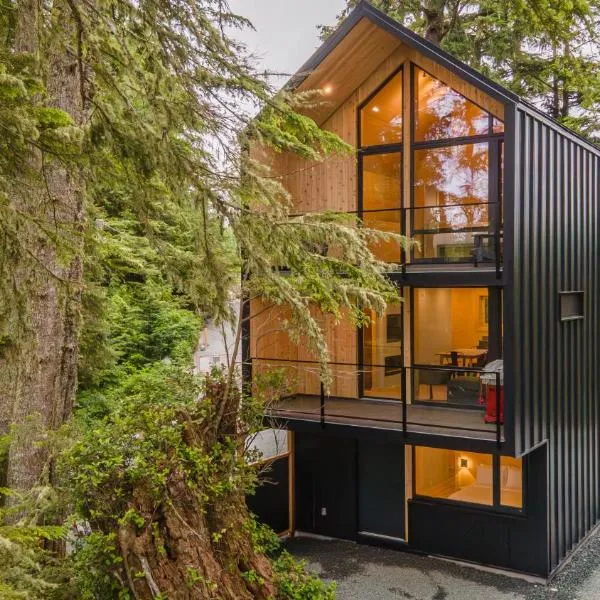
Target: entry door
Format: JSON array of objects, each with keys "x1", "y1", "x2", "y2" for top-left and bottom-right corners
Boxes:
[
  {"x1": 294, "y1": 434, "x2": 357, "y2": 540},
  {"x1": 358, "y1": 440, "x2": 405, "y2": 540}
]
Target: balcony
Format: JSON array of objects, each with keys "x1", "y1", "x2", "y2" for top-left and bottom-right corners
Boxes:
[
  {"x1": 252, "y1": 358, "x2": 504, "y2": 445},
  {"x1": 362, "y1": 205, "x2": 502, "y2": 274}
]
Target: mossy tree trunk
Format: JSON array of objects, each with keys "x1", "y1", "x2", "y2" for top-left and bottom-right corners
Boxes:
[
  {"x1": 0, "y1": 0, "x2": 86, "y2": 493},
  {"x1": 112, "y1": 375, "x2": 276, "y2": 600}
]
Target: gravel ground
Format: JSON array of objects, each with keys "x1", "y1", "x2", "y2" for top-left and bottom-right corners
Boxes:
[{"x1": 285, "y1": 528, "x2": 600, "y2": 600}]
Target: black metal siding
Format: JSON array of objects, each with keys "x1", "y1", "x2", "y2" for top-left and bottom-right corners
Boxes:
[
  {"x1": 507, "y1": 103, "x2": 600, "y2": 571},
  {"x1": 409, "y1": 443, "x2": 548, "y2": 576}
]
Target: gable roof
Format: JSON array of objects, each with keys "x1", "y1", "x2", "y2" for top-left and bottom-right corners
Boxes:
[{"x1": 287, "y1": 0, "x2": 600, "y2": 156}]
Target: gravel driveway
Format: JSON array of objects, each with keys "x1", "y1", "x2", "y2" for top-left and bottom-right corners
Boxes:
[{"x1": 285, "y1": 529, "x2": 600, "y2": 600}]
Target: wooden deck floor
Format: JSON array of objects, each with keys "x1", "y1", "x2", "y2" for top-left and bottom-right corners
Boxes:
[{"x1": 269, "y1": 394, "x2": 502, "y2": 442}]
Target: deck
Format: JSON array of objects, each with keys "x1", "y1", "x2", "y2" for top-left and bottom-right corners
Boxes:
[{"x1": 268, "y1": 394, "x2": 502, "y2": 442}]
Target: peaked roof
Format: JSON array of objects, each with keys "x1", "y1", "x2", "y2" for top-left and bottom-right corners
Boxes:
[{"x1": 287, "y1": 0, "x2": 600, "y2": 155}]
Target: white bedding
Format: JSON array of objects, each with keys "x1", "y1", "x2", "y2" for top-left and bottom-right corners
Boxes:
[
  {"x1": 449, "y1": 484, "x2": 493, "y2": 504},
  {"x1": 449, "y1": 484, "x2": 522, "y2": 508}
]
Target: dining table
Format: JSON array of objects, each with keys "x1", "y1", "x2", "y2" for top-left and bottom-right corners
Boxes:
[{"x1": 436, "y1": 348, "x2": 488, "y2": 368}]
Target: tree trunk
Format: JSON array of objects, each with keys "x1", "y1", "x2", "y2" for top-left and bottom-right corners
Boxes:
[
  {"x1": 118, "y1": 481, "x2": 275, "y2": 600},
  {"x1": 114, "y1": 375, "x2": 276, "y2": 600},
  {"x1": 1, "y1": 0, "x2": 86, "y2": 492},
  {"x1": 422, "y1": 0, "x2": 448, "y2": 45}
]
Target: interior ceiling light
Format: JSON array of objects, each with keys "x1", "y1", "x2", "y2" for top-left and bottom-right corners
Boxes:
[
  {"x1": 322, "y1": 84, "x2": 333, "y2": 95},
  {"x1": 372, "y1": 106, "x2": 380, "y2": 112}
]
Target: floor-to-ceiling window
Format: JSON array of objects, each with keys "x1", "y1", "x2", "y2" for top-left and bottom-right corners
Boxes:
[
  {"x1": 362, "y1": 302, "x2": 403, "y2": 400},
  {"x1": 359, "y1": 69, "x2": 403, "y2": 263},
  {"x1": 411, "y1": 66, "x2": 503, "y2": 263},
  {"x1": 412, "y1": 287, "x2": 501, "y2": 406}
]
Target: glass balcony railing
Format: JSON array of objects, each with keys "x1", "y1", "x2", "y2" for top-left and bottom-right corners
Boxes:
[
  {"x1": 287, "y1": 205, "x2": 502, "y2": 270},
  {"x1": 251, "y1": 358, "x2": 504, "y2": 444},
  {"x1": 410, "y1": 202, "x2": 502, "y2": 265}
]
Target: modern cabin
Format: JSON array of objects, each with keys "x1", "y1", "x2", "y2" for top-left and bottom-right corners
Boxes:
[{"x1": 244, "y1": 1, "x2": 600, "y2": 578}]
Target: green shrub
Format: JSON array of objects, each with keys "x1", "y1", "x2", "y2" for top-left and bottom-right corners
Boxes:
[{"x1": 273, "y1": 551, "x2": 336, "y2": 600}]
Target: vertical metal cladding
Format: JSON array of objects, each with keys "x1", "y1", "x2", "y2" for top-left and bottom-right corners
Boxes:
[{"x1": 509, "y1": 103, "x2": 600, "y2": 571}]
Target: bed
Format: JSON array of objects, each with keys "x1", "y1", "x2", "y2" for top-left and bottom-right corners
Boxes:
[{"x1": 448, "y1": 464, "x2": 523, "y2": 508}]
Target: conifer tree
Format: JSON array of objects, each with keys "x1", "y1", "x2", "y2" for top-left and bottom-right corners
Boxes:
[{"x1": 0, "y1": 1, "x2": 402, "y2": 597}]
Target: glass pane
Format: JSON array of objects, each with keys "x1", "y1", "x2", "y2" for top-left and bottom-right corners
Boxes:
[
  {"x1": 414, "y1": 67, "x2": 489, "y2": 141},
  {"x1": 362, "y1": 152, "x2": 402, "y2": 262},
  {"x1": 414, "y1": 143, "x2": 488, "y2": 208},
  {"x1": 500, "y1": 456, "x2": 523, "y2": 508},
  {"x1": 363, "y1": 153, "x2": 401, "y2": 210},
  {"x1": 363, "y1": 303, "x2": 403, "y2": 399},
  {"x1": 415, "y1": 447, "x2": 493, "y2": 505},
  {"x1": 413, "y1": 288, "x2": 489, "y2": 367},
  {"x1": 412, "y1": 207, "x2": 490, "y2": 263},
  {"x1": 493, "y1": 118, "x2": 504, "y2": 133},
  {"x1": 363, "y1": 210, "x2": 402, "y2": 262},
  {"x1": 360, "y1": 72, "x2": 403, "y2": 146},
  {"x1": 246, "y1": 429, "x2": 288, "y2": 463}
]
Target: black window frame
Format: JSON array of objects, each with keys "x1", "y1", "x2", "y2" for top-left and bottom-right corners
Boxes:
[
  {"x1": 410, "y1": 63, "x2": 504, "y2": 266},
  {"x1": 358, "y1": 65, "x2": 405, "y2": 266},
  {"x1": 411, "y1": 445, "x2": 527, "y2": 515},
  {"x1": 410, "y1": 285, "x2": 503, "y2": 409}
]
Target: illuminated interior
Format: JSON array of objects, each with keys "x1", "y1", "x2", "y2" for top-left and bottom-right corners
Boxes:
[
  {"x1": 362, "y1": 302, "x2": 403, "y2": 399},
  {"x1": 415, "y1": 447, "x2": 523, "y2": 508},
  {"x1": 414, "y1": 67, "x2": 489, "y2": 141},
  {"x1": 360, "y1": 71, "x2": 403, "y2": 147},
  {"x1": 413, "y1": 287, "x2": 489, "y2": 405},
  {"x1": 358, "y1": 64, "x2": 504, "y2": 264},
  {"x1": 415, "y1": 447, "x2": 493, "y2": 505},
  {"x1": 500, "y1": 456, "x2": 523, "y2": 508},
  {"x1": 362, "y1": 152, "x2": 402, "y2": 262},
  {"x1": 414, "y1": 288, "x2": 489, "y2": 365}
]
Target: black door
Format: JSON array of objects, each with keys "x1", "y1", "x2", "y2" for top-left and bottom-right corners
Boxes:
[
  {"x1": 295, "y1": 433, "x2": 357, "y2": 540},
  {"x1": 358, "y1": 440, "x2": 405, "y2": 540},
  {"x1": 246, "y1": 455, "x2": 289, "y2": 534}
]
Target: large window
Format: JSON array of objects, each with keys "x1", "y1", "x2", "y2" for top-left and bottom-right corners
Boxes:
[
  {"x1": 411, "y1": 66, "x2": 503, "y2": 264},
  {"x1": 362, "y1": 152, "x2": 402, "y2": 262},
  {"x1": 414, "y1": 446, "x2": 523, "y2": 510},
  {"x1": 360, "y1": 68, "x2": 403, "y2": 263},
  {"x1": 358, "y1": 64, "x2": 503, "y2": 265},
  {"x1": 362, "y1": 302, "x2": 403, "y2": 400},
  {"x1": 413, "y1": 287, "x2": 491, "y2": 406},
  {"x1": 360, "y1": 71, "x2": 403, "y2": 147}
]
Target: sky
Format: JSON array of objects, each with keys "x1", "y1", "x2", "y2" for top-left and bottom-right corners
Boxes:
[{"x1": 227, "y1": 0, "x2": 347, "y2": 80}]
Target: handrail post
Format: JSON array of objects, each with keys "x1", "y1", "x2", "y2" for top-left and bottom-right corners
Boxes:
[
  {"x1": 401, "y1": 366, "x2": 407, "y2": 435},
  {"x1": 320, "y1": 381, "x2": 325, "y2": 429},
  {"x1": 496, "y1": 370, "x2": 501, "y2": 447},
  {"x1": 401, "y1": 206, "x2": 407, "y2": 276},
  {"x1": 495, "y1": 197, "x2": 502, "y2": 280}
]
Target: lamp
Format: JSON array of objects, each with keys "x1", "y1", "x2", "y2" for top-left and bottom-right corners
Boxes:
[{"x1": 459, "y1": 457, "x2": 468, "y2": 469}]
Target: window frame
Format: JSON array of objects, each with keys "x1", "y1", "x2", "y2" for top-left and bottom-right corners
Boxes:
[
  {"x1": 358, "y1": 287, "x2": 405, "y2": 401},
  {"x1": 358, "y1": 66, "x2": 405, "y2": 266},
  {"x1": 410, "y1": 286, "x2": 503, "y2": 409},
  {"x1": 409, "y1": 63, "x2": 504, "y2": 265},
  {"x1": 411, "y1": 445, "x2": 526, "y2": 514},
  {"x1": 358, "y1": 65, "x2": 405, "y2": 152}
]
